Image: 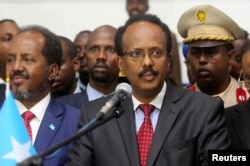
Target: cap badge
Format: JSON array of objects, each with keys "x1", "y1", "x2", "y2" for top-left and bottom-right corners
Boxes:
[{"x1": 196, "y1": 9, "x2": 206, "y2": 23}]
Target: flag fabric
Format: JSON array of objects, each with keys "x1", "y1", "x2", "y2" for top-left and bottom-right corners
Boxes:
[{"x1": 0, "y1": 92, "x2": 37, "y2": 165}]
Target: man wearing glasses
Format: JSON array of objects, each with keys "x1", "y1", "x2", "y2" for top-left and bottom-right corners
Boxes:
[
  {"x1": 67, "y1": 13, "x2": 229, "y2": 166},
  {"x1": 125, "y1": 0, "x2": 182, "y2": 87},
  {"x1": 225, "y1": 38, "x2": 250, "y2": 150}
]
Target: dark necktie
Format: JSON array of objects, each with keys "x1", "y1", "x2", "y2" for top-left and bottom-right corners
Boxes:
[
  {"x1": 22, "y1": 111, "x2": 35, "y2": 140},
  {"x1": 137, "y1": 104, "x2": 155, "y2": 166}
]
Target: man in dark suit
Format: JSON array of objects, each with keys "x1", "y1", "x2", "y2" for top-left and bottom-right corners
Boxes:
[
  {"x1": 225, "y1": 38, "x2": 250, "y2": 149},
  {"x1": 6, "y1": 25, "x2": 80, "y2": 166},
  {"x1": 66, "y1": 14, "x2": 229, "y2": 166},
  {"x1": 57, "y1": 25, "x2": 119, "y2": 109}
]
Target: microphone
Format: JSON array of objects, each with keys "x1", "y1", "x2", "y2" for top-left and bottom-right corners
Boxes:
[
  {"x1": 17, "y1": 84, "x2": 132, "y2": 166},
  {"x1": 96, "y1": 83, "x2": 132, "y2": 120},
  {"x1": 17, "y1": 107, "x2": 125, "y2": 166}
]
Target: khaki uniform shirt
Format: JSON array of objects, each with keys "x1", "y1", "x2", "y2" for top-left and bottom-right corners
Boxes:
[{"x1": 194, "y1": 76, "x2": 249, "y2": 108}]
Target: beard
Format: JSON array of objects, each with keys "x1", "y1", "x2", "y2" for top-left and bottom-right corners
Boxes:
[
  {"x1": 13, "y1": 80, "x2": 49, "y2": 100},
  {"x1": 89, "y1": 62, "x2": 111, "y2": 83},
  {"x1": 11, "y1": 68, "x2": 50, "y2": 100},
  {"x1": 90, "y1": 69, "x2": 110, "y2": 83}
]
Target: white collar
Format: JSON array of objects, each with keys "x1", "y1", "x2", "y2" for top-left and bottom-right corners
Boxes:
[{"x1": 132, "y1": 81, "x2": 167, "y2": 110}]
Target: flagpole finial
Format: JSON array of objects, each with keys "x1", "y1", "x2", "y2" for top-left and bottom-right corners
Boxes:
[
  {"x1": 5, "y1": 73, "x2": 10, "y2": 96},
  {"x1": 6, "y1": 73, "x2": 10, "y2": 83}
]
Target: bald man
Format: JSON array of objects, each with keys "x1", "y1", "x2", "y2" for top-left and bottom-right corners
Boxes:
[{"x1": 57, "y1": 25, "x2": 119, "y2": 109}]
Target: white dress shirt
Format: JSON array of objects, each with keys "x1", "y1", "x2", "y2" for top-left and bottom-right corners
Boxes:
[
  {"x1": 16, "y1": 93, "x2": 51, "y2": 144},
  {"x1": 0, "y1": 78, "x2": 5, "y2": 84},
  {"x1": 132, "y1": 82, "x2": 167, "y2": 133}
]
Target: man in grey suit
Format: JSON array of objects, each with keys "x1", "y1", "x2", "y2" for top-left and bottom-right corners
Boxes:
[{"x1": 66, "y1": 14, "x2": 229, "y2": 166}]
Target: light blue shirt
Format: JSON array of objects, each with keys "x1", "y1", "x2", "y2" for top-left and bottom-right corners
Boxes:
[
  {"x1": 73, "y1": 85, "x2": 82, "y2": 94},
  {"x1": 86, "y1": 84, "x2": 112, "y2": 101},
  {"x1": 132, "y1": 82, "x2": 167, "y2": 133}
]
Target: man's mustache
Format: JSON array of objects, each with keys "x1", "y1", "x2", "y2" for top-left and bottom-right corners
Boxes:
[
  {"x1": 93, "y1": 62, "x2": 109, "y2": 69},
  {"x1": 10, "y1": 71, "x2": 29, "y2": 80},
  {"x1": 138, "y1": 67, "x2": 159, "y2": 78}
]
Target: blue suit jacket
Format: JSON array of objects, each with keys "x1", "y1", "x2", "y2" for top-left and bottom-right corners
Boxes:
[
  {"x1": 34, "y1": 98, "x2": 81, "y2": 166},
  {"x1": 57, "y1": 91, "x2": 89, "y2": 109}
]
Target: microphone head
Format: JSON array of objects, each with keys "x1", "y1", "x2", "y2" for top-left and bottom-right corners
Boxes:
[{"x1": 115, "y1": 83, "x2": 132, "y2": 101}]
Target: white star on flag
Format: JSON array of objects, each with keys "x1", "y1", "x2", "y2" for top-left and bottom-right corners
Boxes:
[
  {"x1": 2, "y1": 137, "x2": 33, "y2": 163},
  {"x1": 0, "y1": 90, "x2": 37, "y2": 165}
]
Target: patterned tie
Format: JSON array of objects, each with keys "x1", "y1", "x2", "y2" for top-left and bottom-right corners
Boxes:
[
  {"x1": 22, "y1": 111, "x2": 35, "y2": 140},
  {"x1": 137, "y1": 104, "x2": 155, "y2": 166}
]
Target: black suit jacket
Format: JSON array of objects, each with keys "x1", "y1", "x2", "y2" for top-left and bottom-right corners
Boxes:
[
  {"x1": 0, "y1": 84, "x2": 6, "y2": 108},
  {"x1": 56, "y1": 91, "x2": 89, "y2": 109},
  {"x1": 225, "y1": 99, "x2": 250, "y2": 149},
  {"x1": 66, "y1": 81, "x2": 230, "y2": 166}
]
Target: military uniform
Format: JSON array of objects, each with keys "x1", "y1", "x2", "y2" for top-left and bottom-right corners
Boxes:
[
  {"x1": 178, "y1": 5, "x2": 248, "y2": 108},
  {"x1": 188, "y1": 77, "x2": 248, "y2": 108}
]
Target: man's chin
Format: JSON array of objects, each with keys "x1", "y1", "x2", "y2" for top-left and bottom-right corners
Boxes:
[
  {"x1": 197, "y1": 78, "x2": 215, "y2": 86},
  {"x1": 92, "y1": 76, "x2": 109, "y2": 83},
  {"x1": 12, "y1": 90, "x2": 32, "y2": 100},
  {"x1": 130, "y1": 11, "x2": 139, "y2": 16},
  {"x1": 79, "y1": 69, "x2": 89, "y2": 75}
]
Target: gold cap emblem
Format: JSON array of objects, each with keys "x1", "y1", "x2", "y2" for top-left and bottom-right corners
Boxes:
[{"x1": 196, "y1": 9, "x2": 206, "y2": 23}]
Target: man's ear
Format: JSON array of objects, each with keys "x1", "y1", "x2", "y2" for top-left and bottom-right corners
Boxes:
[
  {"x1": 167, "y1": 53, "x2": 172, "y2": 70},
  {"x1": 117, "y1": 56, "x2": 125, "y2": 76},
  {"x1": 48, "y1": 63, "x2": 59, "y2": 81},
  {"x1": 228, "y1": 48, "x2": 235, "y2": 63},
  {"x1": 227, "y1": 49, "x2": 235, "y2": 73}
]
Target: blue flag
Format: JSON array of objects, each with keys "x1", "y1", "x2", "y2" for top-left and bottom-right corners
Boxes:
[{"x1": 0, "y1": 92, "x2": 37, "y2": 165}]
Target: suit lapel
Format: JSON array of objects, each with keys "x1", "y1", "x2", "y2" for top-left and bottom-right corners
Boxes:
[
  {"x1": 148, "y1": 81, "x2": 181, "y2": 166},
  {"x1": 117, "y1": 81, "x2": 182, "y2": 166},
  {"x1": 117, "y1": 99, "x2": 140, "y2": 166},
  {"x1": 34, "y1": 99, "x2": 63, "y2": 153}
]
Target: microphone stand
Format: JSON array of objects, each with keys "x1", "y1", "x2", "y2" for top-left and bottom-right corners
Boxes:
[{"x1": 17, "y1": 107, "x2": 124, "y2": 166}]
